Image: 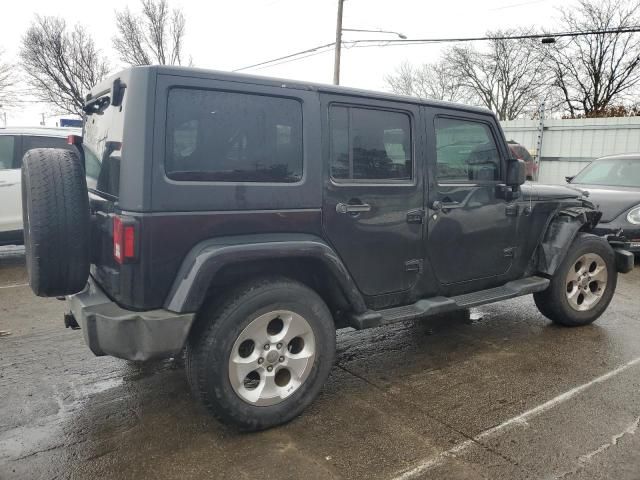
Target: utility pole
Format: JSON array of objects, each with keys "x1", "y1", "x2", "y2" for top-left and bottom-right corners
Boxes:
[{"x1": 333, "y1": 0, "x2": 344, "y2": 85}]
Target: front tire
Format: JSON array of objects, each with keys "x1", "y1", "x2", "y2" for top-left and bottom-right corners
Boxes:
[
  {"x1": 534, "y1": 233, "x2": 617, "y2": 326},
  {"x1": 186, "y1": 277, "x2": 336, "y2": 431}
]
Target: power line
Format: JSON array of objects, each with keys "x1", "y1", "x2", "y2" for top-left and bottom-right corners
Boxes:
[
  {"x1": 345, "y1": 26, "x2": 640, "y2": 45},
  {"x1": 233, "y1": 42, "x2": 335, "y2": 72},
  {"x1": 489, "y1": 0, "x2": 550, "y2": 12},
  {"x1": 252, "y1": 45, "x2": 335, "y2": 71},
  {"x1": 234, "y1": 26, "x2": 640, "y2": 72}
]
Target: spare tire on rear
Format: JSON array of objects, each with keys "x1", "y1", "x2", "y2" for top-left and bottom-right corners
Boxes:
[{"x1": 21, "y1": 148, "x2": 90, "y2": 297}]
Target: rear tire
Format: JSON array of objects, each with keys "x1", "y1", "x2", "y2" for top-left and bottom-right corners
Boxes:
[
  {"x1": 21, "y1": 148, "x2": 90, "y2": 297},
  {"x1": 534, "y1": 233, "x2": 617, "y2": 327},
  {"x1": 186, "y1": 277, "x2": 336, "y2": 431}
]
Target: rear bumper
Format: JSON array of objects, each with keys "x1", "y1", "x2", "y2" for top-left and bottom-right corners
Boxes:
[{"x1": 67, "y1": 277, "x2": 195, "y2": 361}]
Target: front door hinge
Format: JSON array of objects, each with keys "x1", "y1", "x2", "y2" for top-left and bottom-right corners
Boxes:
[
  {"x1": 405, "y1": 259, "x2": 423, "y2": 273},
  {"x1": 406, "y1": 209, "x2": 425, "y2": 224}
]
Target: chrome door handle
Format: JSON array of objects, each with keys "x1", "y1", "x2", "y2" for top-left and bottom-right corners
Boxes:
[{"x1": 336, "y1": 202, "x2": 371, "y2": 214}]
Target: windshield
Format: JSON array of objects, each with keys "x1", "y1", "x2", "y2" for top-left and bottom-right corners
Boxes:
[{"x1": 571, "y1": 157, "x2": 640, "y2": 188}]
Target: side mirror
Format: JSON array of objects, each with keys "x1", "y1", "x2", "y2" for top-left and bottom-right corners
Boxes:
[
  {"x1": 506, "y1": 158, "x2": 526, "y2": 187},
  {"x1": 565, "y1": 176, "x2": 574, "y2": 183}
]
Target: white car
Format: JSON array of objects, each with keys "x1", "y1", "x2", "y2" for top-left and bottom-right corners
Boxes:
[{"x1": 0, "y1": 127, "x2": 81, "y2": 246}]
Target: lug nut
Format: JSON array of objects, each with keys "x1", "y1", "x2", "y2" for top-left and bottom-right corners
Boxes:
[
  {"x1": 267, "y1": 366, "x2": 273, "y2": 372},
  {"x1": 264, "y1": 344, "x2": 270, "y2": 350},
  {"x1": 277, "y1": 343, "x2": 283, "y2": 349},
  {"x1": 279, "y1": 356, "x2": 285, "y2": 362},
  {"x1": 258, "y1": 357, "x2": 264, "y2": 364}
]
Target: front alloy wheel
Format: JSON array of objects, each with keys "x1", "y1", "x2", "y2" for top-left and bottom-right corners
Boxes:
[{"x1": 565, "y1": 253, "x2": 608, "y2": 311}]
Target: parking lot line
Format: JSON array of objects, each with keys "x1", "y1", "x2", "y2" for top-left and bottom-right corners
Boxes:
[
  {"x1": 391, "y1": 355, "x2": 640, "y2": 480},
  {"x1": 0, "y1": 283, "x2": 28, "y2": 289}
]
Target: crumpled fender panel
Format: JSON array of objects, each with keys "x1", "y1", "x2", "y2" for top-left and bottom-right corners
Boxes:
[{"x1": 536, "y1": 206, "x2": 603, "y2": 276}]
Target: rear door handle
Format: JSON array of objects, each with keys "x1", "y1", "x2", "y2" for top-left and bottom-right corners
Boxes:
[{"x1": 336, "y1": 202, "x2": 371, "y2": 214}]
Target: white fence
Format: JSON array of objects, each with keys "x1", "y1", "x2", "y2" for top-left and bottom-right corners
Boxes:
[{"x1": 500, "y1": 117, "x2": 640, "y2": 184}]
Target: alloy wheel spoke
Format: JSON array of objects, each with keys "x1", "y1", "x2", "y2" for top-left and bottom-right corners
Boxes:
[
  {"x1": 285, "y1": 350, "x2": 314, "y2": 379},
  {"x1": 589, "y1": 265, "x2": 607, "y2": 283},
  {"x1": 229, "y1": 354, "x2": 261, "y2": 384},
  {"x1": 280, "y1": 314, "x2": 311, "y2": 344}
]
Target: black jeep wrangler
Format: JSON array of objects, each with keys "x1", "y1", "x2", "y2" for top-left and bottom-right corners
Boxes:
[{"x1": 21, "y1": 66, "x2": 634, "y2": 431}]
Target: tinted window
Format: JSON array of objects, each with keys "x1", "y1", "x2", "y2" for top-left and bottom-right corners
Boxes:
[
  {"x1": 165, "y1": 89, "x2": 303, "y2": 183},
  {"x1": 84, "y1": 94, "x2": 126, "y2": 199},
  {"x1": 435, "y1": 117, "x2": 501, "y2": 182},
  {"x1": 0, "y1": 135, "x2": 15, "y2": 170},
  {"x1": 330, "y1": 106, "x2": 412, "y2": 181}
]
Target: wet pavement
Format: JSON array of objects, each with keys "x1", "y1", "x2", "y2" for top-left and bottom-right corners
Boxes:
[{"x1": 1, "y1": 248, "x2": 639, "y2": 480}]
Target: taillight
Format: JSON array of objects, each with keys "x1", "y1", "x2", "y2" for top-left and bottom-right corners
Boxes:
[
  {"x1": 67, "y1": 134, "x2": 82, "y2": 146},
  {"x1": 113, "y1": 215, "x2": 137, "y2": 264}
]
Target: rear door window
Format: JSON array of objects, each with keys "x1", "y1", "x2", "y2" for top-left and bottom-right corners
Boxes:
[
  {"x1": 330, "y1": 105, "x2": 412, "y2": 181},
  {"x1": 435, "y1": 117, "x2": 501, "y2": 183},
  {"x1": 0, "y1": 135, "x2": 16, "y2": 170},
  {"x1": 165, "y1": 88, "x2": 303, "y2": 183}
]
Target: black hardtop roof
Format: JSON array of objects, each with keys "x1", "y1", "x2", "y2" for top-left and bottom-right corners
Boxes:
[{"x1": 90, "y1": 65, "x2": 493, "y2": 116}]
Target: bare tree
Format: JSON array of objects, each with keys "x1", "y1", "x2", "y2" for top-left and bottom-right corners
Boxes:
[
  {"x1": 385, "y1": 60, "x2": 465, "y2": 102},
  {"x1": 542, "y1": 0, "x2": 640, "y2": 117},
  {"x1": 0, "y1": 50, "x2": 14, "y2": 106},
  {"x1": 20, "y1": 16, "x2": 110, "y2": 116},
  {"x1": 113, "y1": 0, "x2": 190, "y2": 66},
  {"x1": 445, "y1": 29, "x2": 548, "y2": 120}
]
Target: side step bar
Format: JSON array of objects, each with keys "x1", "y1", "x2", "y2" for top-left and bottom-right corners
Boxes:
[{"x1": 348, "y1": 276, "x2": 550, "y2": 330}]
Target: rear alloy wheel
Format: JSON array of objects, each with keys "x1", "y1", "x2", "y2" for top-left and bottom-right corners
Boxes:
[
  {"x1": 229, "y1": 310, "x2": 316, "y2": 406},
  {"x1": 534, "y1": 233, "x2": 617, "y2": 327},
  {"x1": 186, "y1": 277, "x2": 335, "y2": 431}
]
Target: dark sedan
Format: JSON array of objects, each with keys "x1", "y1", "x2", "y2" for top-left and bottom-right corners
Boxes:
[{"x1": 567, "y1": 154, "x2": 640, "y2": 253}]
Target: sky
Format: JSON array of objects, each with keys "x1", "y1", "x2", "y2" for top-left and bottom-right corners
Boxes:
[{"x1": 0, "y1": 0, "x2": 576, "y2": 126}]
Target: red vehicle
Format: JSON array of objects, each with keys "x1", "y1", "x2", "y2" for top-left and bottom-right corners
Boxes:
[{"x1": 508, "y1": 141, "x2": 537, "y2": 180}]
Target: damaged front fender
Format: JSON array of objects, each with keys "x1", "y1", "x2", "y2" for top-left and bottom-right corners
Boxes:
[{"x1": 536, "y1": 206, "x2": 603, "y2": 276}]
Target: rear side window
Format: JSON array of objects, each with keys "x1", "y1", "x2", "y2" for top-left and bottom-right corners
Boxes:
[
  {"x1": 0, "y1": 135, "x2": 15, "y2": 170},
  {"x1": 165, "y1": 88, "x2": 303, "y2": 183},
  {"x1": 330, "y1": 106, "x2": 412, "y2": 181},
  {"x1": 435, "y1": 117, "x2": 501, "y2": 183}
]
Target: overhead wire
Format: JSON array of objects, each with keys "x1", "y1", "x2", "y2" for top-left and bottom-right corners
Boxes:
[{"x1": 234, "y1": 26, "x2": 640, "y2": 72}]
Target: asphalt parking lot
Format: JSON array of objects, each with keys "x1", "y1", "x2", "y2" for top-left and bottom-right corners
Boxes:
[{"x1": 1, "y1": 248, "x2": 639, "y2": 480}]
